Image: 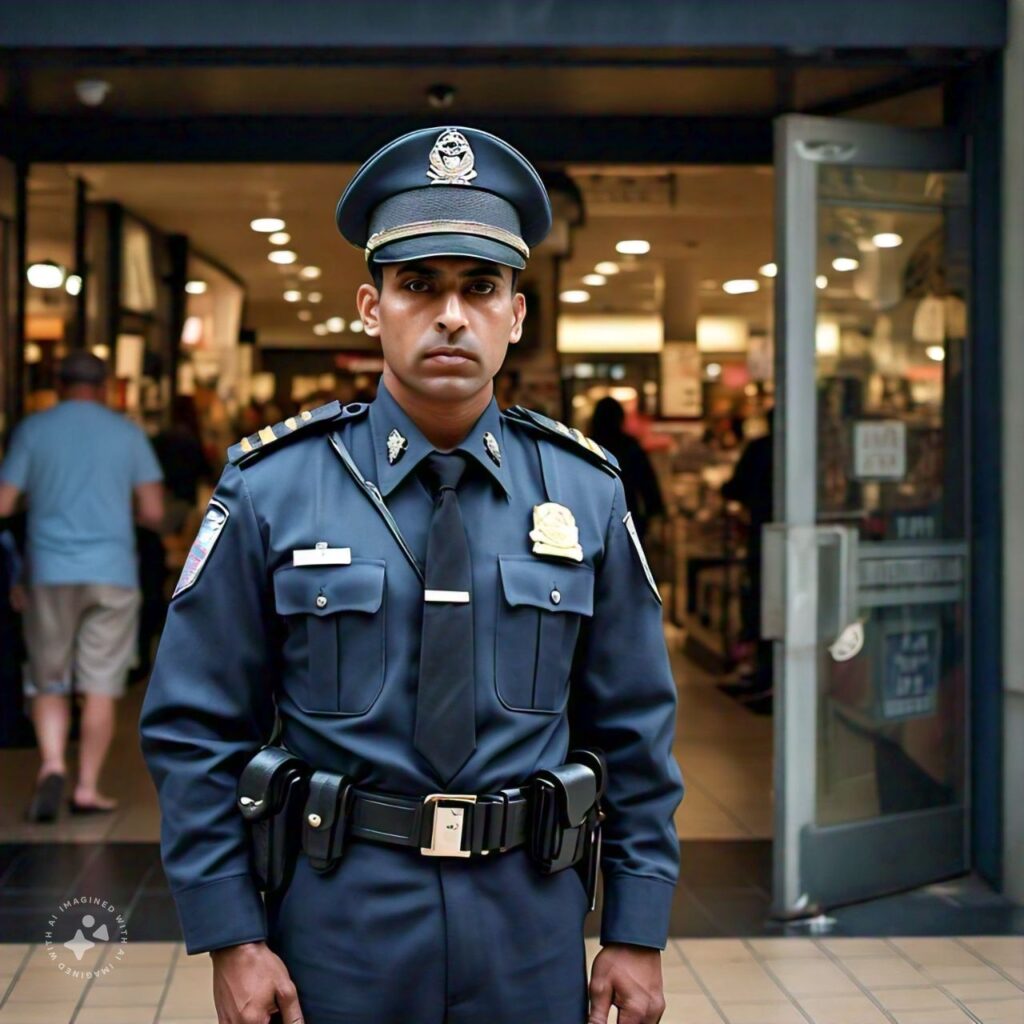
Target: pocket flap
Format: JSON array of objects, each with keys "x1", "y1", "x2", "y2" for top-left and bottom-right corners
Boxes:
[
  {"x1": 498, "y1": 555, "x2": 594, "y2": 616},
  {"x1": 273, "y1": 560, "x2": 385, "y2": 617}
]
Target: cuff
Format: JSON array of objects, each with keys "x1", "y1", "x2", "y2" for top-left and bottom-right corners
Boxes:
[
  {"x1": 600, "y1": 873, "x2": 676, "y2": 950},
  {"x1": 172, "y1": 874, "x2": 267, "y2": 954}
]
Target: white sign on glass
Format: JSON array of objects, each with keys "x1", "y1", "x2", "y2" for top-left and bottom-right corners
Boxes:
[{"x1": 852, "y1": 420, "x2": 906, "y2": 480}]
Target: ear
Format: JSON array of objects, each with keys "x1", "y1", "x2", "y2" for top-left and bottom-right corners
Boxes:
[
  {"x1": 508, "y1": 290, "x2": 527, "y2": 346},
  {"x1": 356, "y1": 283, "x2": 381, "y2": 337}
]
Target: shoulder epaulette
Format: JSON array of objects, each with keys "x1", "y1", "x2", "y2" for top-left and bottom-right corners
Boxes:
[
  {"x1": 227, "y1": 400, "x2": 369, "y2": 466},
  {"x1": 501, "y1": 405, "x2": 620, "y2": 477}
]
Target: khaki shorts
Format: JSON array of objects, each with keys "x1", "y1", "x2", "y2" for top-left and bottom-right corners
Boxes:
[{"x1": 22, "y1": 584, "x2": 141, "y2": 699}]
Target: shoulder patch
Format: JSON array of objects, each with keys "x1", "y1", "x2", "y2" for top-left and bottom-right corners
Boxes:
[
  {"x1": 501, "y1": 405, "x2": 621, "y2": 477},
  {"x1": 172, "y1": 499, "x2": 229, "y2": 598},
  {"x1": 227, "y1": 400, "x2": 369, "y2": 466}
]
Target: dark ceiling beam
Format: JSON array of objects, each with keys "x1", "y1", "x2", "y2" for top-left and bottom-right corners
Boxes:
[
  {"x1": 0, "y1": 0, "x2": 1006, "y2": 51},
  {"x1": 803, "y1": 67, "x2": 953, "y2": 116},
  {"x1": 0, "y1": 115, "x2": 775, "y2": 165}
]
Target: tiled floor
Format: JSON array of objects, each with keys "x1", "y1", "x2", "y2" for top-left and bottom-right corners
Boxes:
[{"x1": 0, "y1": 936, "x2": 1020, "y2": 1024}]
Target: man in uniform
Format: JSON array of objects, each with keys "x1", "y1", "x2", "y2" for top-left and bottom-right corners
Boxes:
[{"x1": 140, "y1": 126, "x2": 684, "y2": 1024}]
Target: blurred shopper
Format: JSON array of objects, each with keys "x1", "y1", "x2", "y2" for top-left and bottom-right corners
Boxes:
[
  {"x1": 152, "y1": 396, "x2": 214, "y2": 535},
  {"x1": 590, "y1": 396, "x2": 666, "y2": 541},
  {"x1": 720, "y1": 409, "x2": 774, "y2": 708},
  {"x1": 0, "y1": 351, "x2": 164, "y2": 821}
]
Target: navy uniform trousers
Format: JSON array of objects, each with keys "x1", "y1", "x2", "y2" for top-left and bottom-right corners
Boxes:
[{"x1": 140, "y1": 381, "x2": 684, "y2": 1024}]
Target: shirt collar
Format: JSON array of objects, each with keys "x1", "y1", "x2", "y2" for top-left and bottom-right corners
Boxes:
[{"x1": 368, "y1": 377, "x2": 511, "y2": 498}]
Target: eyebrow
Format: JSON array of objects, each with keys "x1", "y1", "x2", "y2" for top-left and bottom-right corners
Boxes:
[{"x1": 395, "y1": 261, "x2": 505, "y2": 280}]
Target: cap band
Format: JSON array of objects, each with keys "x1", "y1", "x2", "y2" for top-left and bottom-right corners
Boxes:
[{"x1": 364, "y1": 220, "x2": 530, "y2": 262}]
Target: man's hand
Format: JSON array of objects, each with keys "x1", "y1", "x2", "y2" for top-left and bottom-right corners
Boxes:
[
  {"x1": 211, "y1": 941, "x2": 303, "y2": 1024},
  {"x1": 588, "y1": 943, "x2": 666, "y2": 1024}
]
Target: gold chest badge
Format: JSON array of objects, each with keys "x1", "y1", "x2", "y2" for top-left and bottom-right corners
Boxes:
[{"x1": 530, "y1": 503, "x2": 583, "y2": 563}]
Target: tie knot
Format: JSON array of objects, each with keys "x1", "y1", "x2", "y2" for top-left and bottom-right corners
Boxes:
[{"x1": 423, "y1": 451, "x2": 468, "y2": 495}]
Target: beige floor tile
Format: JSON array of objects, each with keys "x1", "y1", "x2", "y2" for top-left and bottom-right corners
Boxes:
[
  {"x1": 82, "y1": 981, "x2": 165, "y2": 1006},
  {"x1": 662, "y1": 963, "x2": 703, "y2": 993},
  {"x1": 719, "y1": 1001, "x2": 806, "y2": 1024},
  {"x1": 960, "y1": 938, "x2": 1024, "y2": 969},
  {"x1": 924, "y1": 963, "x2": 1010, "y2": 985},
  {"x1": 661, "y1": 991, "x2": 725, "y2": 1024},
  {"x1": 74, "y1": 1007, "x2": 156, "y2": 1024},
  {"x1": 679, "y1": 939, "x2": 756, "y2": 965},
  {"x1": 841, "y1": 956, "x2": 928, "y2": 989},
  {"x1": 747, "y1": 939, "x2": 825, "y2": 960},
  {"x1": 0, "y1": 1003, "x2": 80, "y2": 1024},
  {"x1": 696, "y1": 965, "x2": 788, "y2": 1003},
  {"x1": 819, "y1": 938, "x2": 894, "y2": 958},
  {"x1": 764, "y1": 958, "x2": 859, "y2": 997},
  {"x1": 2, "y1": 971, "x2": 89, "y2": 998},
  {"x1": 795, "y1": 994, "x2": 890, "y2": 1024},
  {"x1": 889, "y1": 1009, "x2": 974, "y2": 1024},
  {"x1": 159, "y1": 988, "x2": 216, "y2": 1018},
  {"x1": 890, "y1": 938, "x2": 984, "y2": 967},
  {"x1": 119, "y1": 943, "x2": 179, "y2": 966},
  {"x1": 873, "y1": 986, "x2": 960, "y2": 1011},
  {"x1": 942, "y1": 979, "x2": 1022, "y2": 1002},
  {"x1": 96, "y1": 965, "x2": 172, "y2": 985},
  {"x1": 0, "y1": 948, "x2": 30, "y2": 971},
  {"x1": 959, "y1": 997, "x2": 1024, "y2": 1024}
]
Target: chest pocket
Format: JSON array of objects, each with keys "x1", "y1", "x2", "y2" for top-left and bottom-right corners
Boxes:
[
  {"x1": 272, "y1": 560, "x2": 386, "y2": 715},
  {"x1": 495, "y1": 555, "x2": 595, "y2": 713}
]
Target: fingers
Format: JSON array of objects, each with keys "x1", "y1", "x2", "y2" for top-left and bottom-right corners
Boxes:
[
  {"x1": 587, "y1": 972, "x2": 614, "y2": 1024},
  {"x1": 276, "y1": 976, "x2": 304, "y2": 1024}
]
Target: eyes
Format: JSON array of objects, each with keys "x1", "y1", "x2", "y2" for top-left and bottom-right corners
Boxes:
[{"x1": 402, "y1": 278, "x2": 498, "y2": 296}]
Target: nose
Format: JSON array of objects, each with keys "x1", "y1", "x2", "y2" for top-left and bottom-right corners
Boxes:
[{"x1": 435, "y1": 290, "x2": 469, "y2": 337}]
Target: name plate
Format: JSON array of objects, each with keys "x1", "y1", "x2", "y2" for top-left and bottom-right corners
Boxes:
[{"x1": 293, "y1": 547, "x2": 352, "y2": 567}]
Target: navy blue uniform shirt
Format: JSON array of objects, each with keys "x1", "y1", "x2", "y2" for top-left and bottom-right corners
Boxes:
[{"x1": 139, "y1": 379, "x2": 684, "y2": 955}]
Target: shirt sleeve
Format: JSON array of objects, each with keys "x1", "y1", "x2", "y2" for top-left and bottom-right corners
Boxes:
[
  {"x1": 568, "y1": 474, "x2": 685, "y2": 950},
  {"x1": 0, "y1": 423, "x2": 34, "y2": 492},
  {"x1": 139, "y1": 462, "x2": 277, "y2": 953},
  {"x1": 131, "y1": 427, "x2": 164, "y2": 485}
]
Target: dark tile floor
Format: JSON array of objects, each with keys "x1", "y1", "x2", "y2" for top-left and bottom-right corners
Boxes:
[{"x1": 1, "y1": 840, "x2": 1020, "y2": 944}]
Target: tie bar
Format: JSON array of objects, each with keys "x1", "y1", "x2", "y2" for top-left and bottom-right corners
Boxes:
[{"x1": 424, "y1": 589, "x2": 470, "y2": 603}]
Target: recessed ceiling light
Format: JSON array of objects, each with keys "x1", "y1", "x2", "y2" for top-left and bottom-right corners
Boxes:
[
  {"x1": 283, "y1": 289, "x2": 302, "y2": 302},
  {"x1": 326, "y1": 316, "x2": 345, "y2": 333},
  {"x1": 872, "y1": 232, "x2": 903, "y2": 248},
  {"x1": 594, "y1": 261, "x2": 620, "y2": 275},
  {"x1": 816, "y1": 275, "x2": 828, "y2": 289},
  {"x1": 185, "y1": 280, "x2": 208, "y2": 295},
  {"x1": 64, "y1": 274, "x2": 82, "y2": 296},
  {"x1": 268, "y1": 250, "x2": 297, "y2": 265},
  {"x1": 349, "y1": 319, "x2": 365, "y2": 333},
  {"x1": 307, "y1": 291, "x2": 322, "y2": 303},
  {"x1": 26, "y1": 261, "x2": 64, "y2": 289},
  {"x1": 926, "y1": 345, "x2": 945, "y2": 362},
  {"x1": 758, "y1": 262, "x2": 777, "y2": 278},
  {"x1": 832, "y1": 257, "x2": 859, "y2": 272},
  {"x1": 706, "y1": 362, "x2": 722, "y2": 379},
  {"x1": 559, "y1": 289, "x2": 591, "y2": 303},
  {"x1": 312, "y1": 323, "x2": 329, "y2": 336},
  {"x1": 250, "y1": 217, "x2": 285, "y2": 233},
  {"x1": 615, "y1": 240, "x2": 650, "y2": 255},
  {"x1": 722, "y1": 279, "x2": 759, "y2": 295},
  {"x1": 581, "y1": 274, "x2": 607, "y2": 286},
  {"x1": 91, "y1": 343, "x2": 111, "y2": 360},
  {"x1": 268, "y1": 231, "x2": 291, "y2": 245},
  {"x1": 298, "y1": 310, "x2": 312, "y2": 322},
  {"x1": 299, "y1": 266, "x2": 321, "y2": 280}
]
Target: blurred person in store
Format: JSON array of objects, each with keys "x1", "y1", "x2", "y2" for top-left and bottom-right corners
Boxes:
[
  {"x1": 590, "y1": 396, "x2": 666, "y2": 542},
  {"x1": 0, "y1": 351, "x2": 165, "y2": 820},
  {"x1": 720, "y1": 407, "x2": 774, "y2": 709}
]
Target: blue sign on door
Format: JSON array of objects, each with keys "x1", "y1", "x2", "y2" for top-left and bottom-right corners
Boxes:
[{"x1": 881, "y1": 623, "x2": 940, "y2": 720}]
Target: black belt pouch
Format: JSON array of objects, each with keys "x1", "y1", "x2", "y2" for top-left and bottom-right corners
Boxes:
[{"x1": 237, "y1": 746, "x2": 310, "y2": 895}]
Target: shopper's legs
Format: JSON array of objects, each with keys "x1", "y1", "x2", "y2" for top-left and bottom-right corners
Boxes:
[{"x1": 30, "y1": 694, "x2": 71, "y2": 779}]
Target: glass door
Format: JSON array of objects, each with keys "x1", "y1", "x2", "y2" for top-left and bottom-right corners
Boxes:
[{"x1": 767, "y1": 115, "x2": 969, "y2": 916}]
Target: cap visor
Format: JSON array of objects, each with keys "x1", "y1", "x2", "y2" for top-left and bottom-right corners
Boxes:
[{"x1": 370, "y1": 233, "x2": 526, "y2": 271}]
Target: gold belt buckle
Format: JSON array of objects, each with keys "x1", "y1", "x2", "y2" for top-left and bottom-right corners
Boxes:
[{"x1": 421, "y1": 794, "x2": 477, "y2": 857}]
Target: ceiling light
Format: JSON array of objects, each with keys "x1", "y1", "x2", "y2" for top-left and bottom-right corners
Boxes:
[
  {"x1": 926, "y1": 345, "x2": 945, "y2": 362},
  {"x1": 27, "y1": 261, "x2": 64, "y2": 289},
  {"x1": 312, "y1": 323, "x2": 329, "y2": 336},
  {"x1": 560, "y1": 290, "x2": 590, "y2": 303},
  {"x1": 816, "y1": 275, "x2": 828, "y2": 289},
  {"x1": 268, "y1": 250, "x2": 297, "y2": 265},
  {"x1": 298, "y1": 310, "x2": 312, "y2": 322},
  {"x1": 268, "y1": 231, "x2": 290, "y2": 245},
  {"x1": 758, "y1": 262, "x2": 777, "y2": 278},
  {"x1": 832, "y1": 257, "x2": 859, "y2": 272},
  {"x1": 349, "y1": 319, "x2": 365, "y2": 333},
  {"x1": 594, "y1": 261, "x2": 620, "y2": 276},
  {"x1": 615, "y1": 240, "x2": 650, "y2": 255},
  {"x1": 251, "y1": 217, "x2": 285, "y2": 233},
  {"x1": 722, "y1": 279, "x2": 759, "y2": 295},
  {"x1": 299, "y1": 266, "x2": 321, "y2": 279},
  {"x1": 24, "y1": 341, "x2": 42, "y2": 364},
  {"x1": 706, "y1": 362, "x2": 722, "y2": 379},
  {"x1": 581, "y1": 274, "x2": 607, "y2": 286},
  {"x1": 872, "y1": 232, "x2": 903, "y2": 248},
  {"x1": 185, "y1": 280, "x2": 208, "y2": 295},
  {"x1": 91, "y1": 344, "x2": 111, "y2": 360},
  {"x1": 283, "y1": 289, "x2": 302, "y2": 302},
  {"x1": 64, "y1": 274, "x2": 82, "y2": 296},
  {"x1": 326, "y1": 316, "x2": 345, "y2": 333},
  {"x1": 307, "y1": 291, "x2": 322, "y2": 303}
]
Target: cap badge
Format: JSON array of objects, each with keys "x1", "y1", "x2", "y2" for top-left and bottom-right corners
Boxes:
[
  {"x1": 427, "y1": 129, "x2": 478, "y2": 186},
  {"x1": 386, "y1": 428, "x2": 408, "y2": 465},
  {"x1": 530, "y1": 502, "x2": 583, "y2": 563},
  {"x1": 483, "y1": 431, "x2": 501, "y2": 467}
]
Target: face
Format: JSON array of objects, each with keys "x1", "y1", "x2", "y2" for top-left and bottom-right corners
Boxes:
[{"x1": 357, "y1": 256, "x2": 526, "y2": 402}]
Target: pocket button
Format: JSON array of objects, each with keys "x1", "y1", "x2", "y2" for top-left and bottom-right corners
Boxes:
[
  {"x1": 550, "y1": 588, "x2": 561, "y2": 605},
  {"x1": 316, "y1": 594, "x2": 327, "y2": 609}
]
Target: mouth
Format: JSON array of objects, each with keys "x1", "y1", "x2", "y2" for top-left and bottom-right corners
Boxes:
[{"x1": 423, "y1": 347, "x2": 476, "y2": 365}]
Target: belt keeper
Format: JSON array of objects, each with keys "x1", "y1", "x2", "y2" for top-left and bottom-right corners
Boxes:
[{"x1": 496, "y1": 791, "x2": 512, "y2": 852}]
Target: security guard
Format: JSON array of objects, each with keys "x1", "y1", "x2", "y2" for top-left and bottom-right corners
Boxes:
[{"x1": 140, "y1": 127, "x2": 684, "y2": 1024}]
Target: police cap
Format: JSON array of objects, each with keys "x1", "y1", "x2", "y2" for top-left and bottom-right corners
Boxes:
[{"x1": 335, "y1": 126, "x2": 552, "y2": 271}]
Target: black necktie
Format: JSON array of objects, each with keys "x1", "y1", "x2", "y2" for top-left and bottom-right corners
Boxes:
[{"x1": 414, "y1": 451, "x2": 477, "y2": 784}]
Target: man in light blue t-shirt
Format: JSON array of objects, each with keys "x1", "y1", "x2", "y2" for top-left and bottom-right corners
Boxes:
[{"x1": 0, "y1": 351, "x2": 164, "y2": 822}]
